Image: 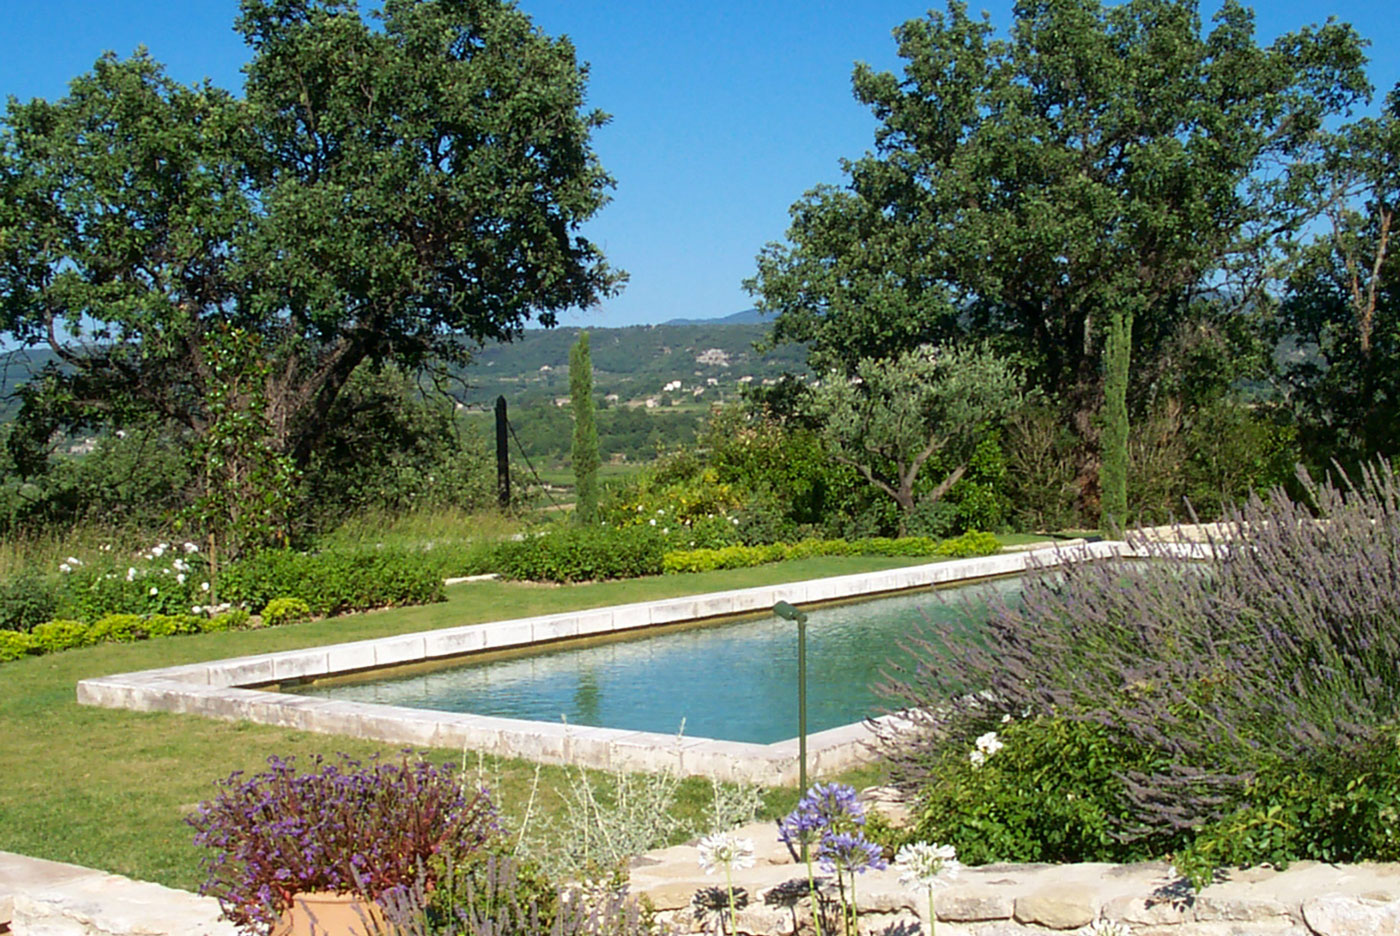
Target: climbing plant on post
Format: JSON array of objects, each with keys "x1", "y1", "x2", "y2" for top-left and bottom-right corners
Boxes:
[
  {"x1": 181, "y1": 327, "x2": 299, "y2": 593},
  {"x1": 570, "y1": 331, "x2": 600, "y2": 523}
]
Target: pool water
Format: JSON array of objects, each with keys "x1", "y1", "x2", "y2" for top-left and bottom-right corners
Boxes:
[{"x1": 291, "y1": 577, "x2": 1022, "y2": 744}]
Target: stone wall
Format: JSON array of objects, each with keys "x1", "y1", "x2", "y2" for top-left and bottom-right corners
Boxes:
[{"x1": 630, "y1": 822, "x2": 1400, "y2": 936}]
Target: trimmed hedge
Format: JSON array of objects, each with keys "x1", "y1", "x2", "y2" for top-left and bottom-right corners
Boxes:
[
  {"x1": 0, "y1": 609, "x2": 252, "y2": 663},
  {"x1": 219, "y1": 548, "x2": 444, "y2": 616},
  {"x1": 489, "y1": 525, "x2": 666, "y2": 583},
  {"x1": 661, "y1": 531, "x2": 1000, "y2": 574}
]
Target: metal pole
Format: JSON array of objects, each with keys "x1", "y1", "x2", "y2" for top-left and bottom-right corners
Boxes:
[
  {"x1": 773, "y1": 600, "x2": 810, "y2": 861},
  {"x1": 495, "y1": 395, "x2": 510, "y2": 510}
]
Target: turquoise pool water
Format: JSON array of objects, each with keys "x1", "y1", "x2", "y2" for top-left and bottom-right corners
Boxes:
[{"x1": 292, "y1": 577, "x2": 1021, "y2": 744}]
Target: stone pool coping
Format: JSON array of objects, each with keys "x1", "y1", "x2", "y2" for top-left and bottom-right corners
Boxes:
[{"x1": 76, "y1": 539, "x2": 1207, "y2": 783}]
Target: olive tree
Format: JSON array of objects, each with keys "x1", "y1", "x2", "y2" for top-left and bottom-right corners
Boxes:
[{"x1": 810, "y1": 343, "x2": 1022, "y2": 533}]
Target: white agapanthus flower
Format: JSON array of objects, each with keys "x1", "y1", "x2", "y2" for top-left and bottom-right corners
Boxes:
[
  {"x1": 176, "y1": 573, "x2": 187, "y2": 585},
  {"x1": 65, "y1": 556, "x2": 82, "y2": 567},
  {"x1": 201, "y1": 581, "x2": 211, "y2": 592},
  {"x1": 697, "y1": 832, "x2": 756, "y2": 875},
  {"x1": 58, "y1": 563, "x2": 72, "y2": 574},
  {"x1": 126, "y1": 567, "x2": 138, "y2": 582},
  {"x1": 183, "y1": 541, "x2": 199, "y2": 553},
  {"x1": 148, "y1": 586, "x2": 159, "y2": 597},
  {"x1": 895, "y1": 841, "x2": 960, "y2": 889}
]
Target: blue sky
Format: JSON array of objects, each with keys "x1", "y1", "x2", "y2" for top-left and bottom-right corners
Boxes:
[{"x1": 2, "y1": 1, "x2": 1395, "y2": 328}]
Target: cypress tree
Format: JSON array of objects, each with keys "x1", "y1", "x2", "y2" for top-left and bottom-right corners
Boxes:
[{"x1": 570, "y1": 331, "x2": 600, "y2": 523}]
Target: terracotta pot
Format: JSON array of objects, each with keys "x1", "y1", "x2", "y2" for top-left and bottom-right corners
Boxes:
[{"x1": 271, "y1": 891, "x2": 393, "y2": 936}]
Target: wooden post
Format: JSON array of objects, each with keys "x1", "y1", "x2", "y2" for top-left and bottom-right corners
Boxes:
[{"x1": 495, "y1": 396, "x2": 510, "y2": 510}]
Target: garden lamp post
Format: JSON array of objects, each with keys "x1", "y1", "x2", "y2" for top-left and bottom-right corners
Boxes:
[{"x1": 773, "y1": 599, "x2": 810, "y2": 852}]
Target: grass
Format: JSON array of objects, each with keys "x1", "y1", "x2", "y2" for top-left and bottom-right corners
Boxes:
[{"x1": 0, "y1": 555, "x2": 925, "y2": 890}]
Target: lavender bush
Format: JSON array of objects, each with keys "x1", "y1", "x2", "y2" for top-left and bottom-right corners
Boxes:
[
  {"x1": 188, "y1": 753, "x2": 497, "y2": 934},
  {"x1": 876, "y1": 462, "x2": 1400, "y2": 842}
]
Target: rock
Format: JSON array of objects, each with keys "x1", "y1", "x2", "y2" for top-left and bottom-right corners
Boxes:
[
  {"x1": 935, "y1": 891, "x2": 1016, "y2": 922},
  {"x1": 1101, "y1": 894, "x2": 1191, "y2": 926},
  {"x1": 1194, "y1": 894, "x2": 1293, "y2": 923},
  {"x1": 1301, "y1": 894, "x2": 1400, "y2": 936},
  {"x1": 1013, "y1": 885, "x2": 1099, "y2": 930}
]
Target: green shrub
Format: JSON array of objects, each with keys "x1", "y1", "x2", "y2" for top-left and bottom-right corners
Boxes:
[
  {"x1": 261, "y1": 597, "x2": 312, "y2": 628},
  {"x1": 219, "y1": 548, "x2": 444, "y2": 616},
  {"x1": 143, "y1": 614, "x2": 203, "y2": 637},
  {"x1": 910, "y1": 716, "x2": 1174, "y2": 865},
  {"x1": 0, "y1": 629, "x2": 37, "y2": 661},
  {"x1": 934, "y1": 530, "x2": 1001, "y2": 558},
  {"x1": 88, "y1": 613, "x2": 147, "y2": 643},
  {"x1": 661, "y1": 533, "x2": 999, "y2": 574},
  {"x1": 29, "y1": 619, "x2": 96, "y2": 653},
  {"x1": 490, "y1": 525, "x2": 665, "y2": 583},
  {"x1": 1173, "y1": 738, "x2": 1400, "y2": 888},
  {"x1": 202, "y1": 609, "x2": 251, "y2": 633},
  {"x1": 0, "y1": 571, "x2": 59, "y2": 632}
]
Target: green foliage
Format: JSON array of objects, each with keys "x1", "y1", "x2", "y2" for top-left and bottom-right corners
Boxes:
[
  {"x1": 29, "y1": 619, "x2": 97, "y2": 653},
  {"x1": 0, "y1": 0, "x2": 620, "y2": 504},
  {"x1": 1174, "y1": 738, "x2": 1400, "y2": 889},
  {"x1": 260, "y1": 597, "x2": 313, "y2": 628},
  {"x1": 0, "y1": 629, "x2": 36, "y2": 661},
  {"x1": 87, "y1": 614, "x2": 147, "y2": 644},
  {"x1": 911, "y1": 716, "x2": 1174, "y2": 866},
  {"x1": 219, "y1": 549, "x2": 444, "y2": 617},
  {"x1": 660, "y1": 531, "x2": 998, "y2": 574},
  {"x1": 570, "y1": 332, "x2": 601, "y2": 524},
  {"x1": 201, "y1": 609, "x2": 250, "y2": 633},
  {"x1": 0, "y1": 570, "x2": 58, "y2": 632},
  {"x1": 182, "y1": 326, "x2": 300, "y2": 563},
  {"x1": 142, "y1": 614, "x2": 204, "y2": 638},
  {"x1": 809, "y1": 344, "x2": 1022, "y2": 531},
  {"x1": 303, "y1": 366, "x2": 499, "y2": 531},
  {"x1": 490, "y1": 525, "x2": 666, "y2": 583},
  {"x1": 59, "y1": 549, "x2": 206, "y2": 623},
  {"x1": 750, "y1": 0, "x2": 1369, "y2": 523}
]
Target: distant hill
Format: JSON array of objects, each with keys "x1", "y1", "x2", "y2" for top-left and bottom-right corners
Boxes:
[
  {"x1": 0, "y1": 320, "x2": 809, "y2": 418},
  {"x1": 659, "y1": 308, "x2": 770, "y2": 326}
]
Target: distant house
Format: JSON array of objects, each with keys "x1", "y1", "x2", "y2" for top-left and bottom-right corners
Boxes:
[
  {"x1": 694, "y1": 348, "x2": 731, "y2": 367},
  {"x1": 604, "y1": 393, "x2": 620, "y2": 403},
  {"x1": 663, "y1": 379, "x2": 682, "y2": 392},
  {"x1": 645, "y1": 397, "x2": 659, "y2": 408},
  {"x1": 554, "y1": 397, "x2": 570, "y2": 407}
]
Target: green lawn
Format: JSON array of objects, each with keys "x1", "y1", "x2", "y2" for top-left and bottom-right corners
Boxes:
[{"x1": 0, "y1": 556, "x2": 928, "y2": 889}]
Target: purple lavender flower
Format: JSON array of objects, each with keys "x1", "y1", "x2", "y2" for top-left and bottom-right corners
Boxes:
[{"x1": 818, "y1": 831, "x2": 887, "y2": 876}]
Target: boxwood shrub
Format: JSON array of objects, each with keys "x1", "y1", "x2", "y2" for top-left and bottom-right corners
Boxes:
[
  {"x1": 489, "y1": 525, "x2": 666, "y2": 583},
  {"x1": 661, "y1": 531, "x2": 1000, "y2": 574},
  {"x1": 219, "y1": 548, "x2": 444, "y2": 616}
]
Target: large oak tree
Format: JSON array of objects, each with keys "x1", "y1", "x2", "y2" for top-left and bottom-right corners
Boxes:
[
  {"x1": 0, "y1": 0, "x2": 621, "y2": 474},
  {"x1": 749, "y1": 0, "x2": 1367, "y2": 524}
]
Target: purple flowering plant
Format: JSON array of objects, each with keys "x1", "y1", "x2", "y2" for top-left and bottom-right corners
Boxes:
[
  {"x1": 776, "y1": 783, "x2": 871, "y2": 936},
  {"x1": 187, "y1": 752, "x2": 498, "y2": 934}
]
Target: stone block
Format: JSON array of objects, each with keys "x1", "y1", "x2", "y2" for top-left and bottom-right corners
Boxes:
[
  {"x1": 609, "y1": 603, "x2": 650, "y2": 632},
  {"x1": 1194, "y1": 894, "x2": 1292, "y2": 923},
  {"x1": 575, "y1": 609, "x2": 614, "y2": 638},
  {"x1": 1101, "y1": 893, "x2": 1190, "y2": 926},
  {"x1": 563, "y1": 725, "x2": 618, "y2": 769},
  {"x1": 935, "y1": 891, "x2": 1015, "y2": 922},
  {"x1": 532, "y1": 616, "x2": 580, "y2": 642},
  {"x1": 1014, "y1": 885, "x2": 1098, "y2": 929},
  {"x1": 325, "y1": 641, "x2": 379, "y2": 674},
  {"x1": 481, "y1": 619, "x2": 533, "y2": 650},
  {"x1": 1301, "y1": 894, "x2": 1400, "y2": 936},
  {"x1": 423, "y1": 626, "x2": 488, "y2": 659},
  {"x1": 270, "y1": 650, "x2": 329, "y2": 682},
  {"x1": 650, "y1": 599, "x2": 699, "y2": 625},
  {"x1": 372, "y1": 635, "x2": 426, "y2": 667},
  {"x1": 209, "y1": 655, "x2": 275, "y2": 687}
]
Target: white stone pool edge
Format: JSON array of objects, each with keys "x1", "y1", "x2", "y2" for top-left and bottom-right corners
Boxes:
[{"x1": 76, "y1": 540, "x2": 1207, "y2": 784}]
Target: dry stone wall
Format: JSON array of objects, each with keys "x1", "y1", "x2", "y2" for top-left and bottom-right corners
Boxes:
[{"x1": 630, "y1": 822, "x2": 1400, "y2": 936}]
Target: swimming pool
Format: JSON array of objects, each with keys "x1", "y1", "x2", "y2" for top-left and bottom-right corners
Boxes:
[{"x1": 288, "y1": 577, "x2": 1021, "y2": 744}]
